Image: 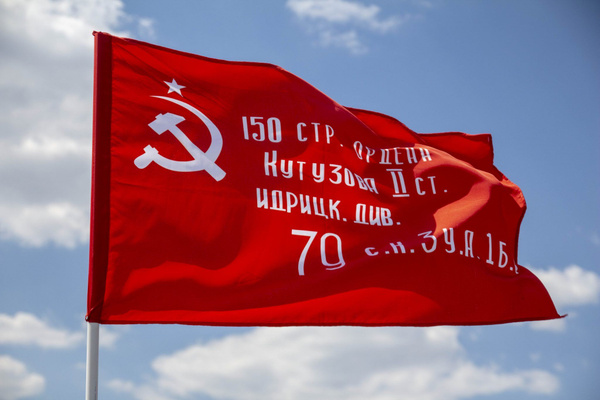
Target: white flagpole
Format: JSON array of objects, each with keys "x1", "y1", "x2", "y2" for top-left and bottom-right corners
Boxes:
[{"x1": 85, "y1": 322, "x2": 100, "y2": 400}]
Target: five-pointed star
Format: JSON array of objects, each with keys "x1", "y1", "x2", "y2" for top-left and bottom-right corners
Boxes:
[{"x1": 164, "y1": 79, "x2": 185, "y2": 96}]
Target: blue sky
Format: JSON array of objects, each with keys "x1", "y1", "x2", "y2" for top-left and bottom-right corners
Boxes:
[{"x1": 0, "y1": 0, "x2": 598, "y2": 399}]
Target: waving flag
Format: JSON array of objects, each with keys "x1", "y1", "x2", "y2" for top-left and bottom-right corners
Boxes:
[{"x1": 87, "y1": 32, "x2": 560, "y2": 326}]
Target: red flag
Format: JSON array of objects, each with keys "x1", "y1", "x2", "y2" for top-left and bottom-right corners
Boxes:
[{"x1": 87, "y1": 32, "x2": 560, "y2": 326}]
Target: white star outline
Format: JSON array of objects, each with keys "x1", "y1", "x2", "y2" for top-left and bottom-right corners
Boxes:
[{"x1": 164, "y1": 78, "x2": 186, "y2": 96}]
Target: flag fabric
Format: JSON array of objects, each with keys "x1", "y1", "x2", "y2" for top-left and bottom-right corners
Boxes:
[{"x1": 87, "y1": 32, "x2": 560, "y2": 326}]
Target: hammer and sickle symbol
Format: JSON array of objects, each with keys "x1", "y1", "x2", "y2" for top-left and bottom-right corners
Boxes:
[{"x1": 134, "y1": 96, "x2": 226, "y2": 181}]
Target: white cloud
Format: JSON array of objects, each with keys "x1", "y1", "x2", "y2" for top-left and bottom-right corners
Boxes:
[
  {"x1": 0, "y1": 312, "x2": 84, "y2": 349},
  {"x1": 98, "y1": 325, "x2": 126, "y2": 349},
  {"x1": 287, "y1": 0, "x2": 412, "y2": 54},
  {"x1": 528, "y1": 318, "x2": 567, "y2": 333},
  {"x1": 0, "y1": 203, "x2": 88, "y2": 248},
  {"x1": 0, "y1": 0, "x2": 152, "y2": 248},
  {"x1": 523, "y1": 265, "x2": 600, "y2": 332},
  {"x1": 319, "y1": 29, "x2": 367, "y2": 55},
  {"x1": 110, "y1": 326, "x2": 558, "y2": 400},
  {"x1": 0, "y1": 0, "x2": 125, "y2": 52},
  {"x1": 0, "y1": 355, "x2": 45, "y2": 400},
  {"x1": 288, "y1": 0, "x2": 401, "y2": 32},
  {"x1": 530, "y1": 265, "x2": 600, "y2": 310},
  {"x1": 137, "y1": 17, "x2": 156, "y2": 39}
]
